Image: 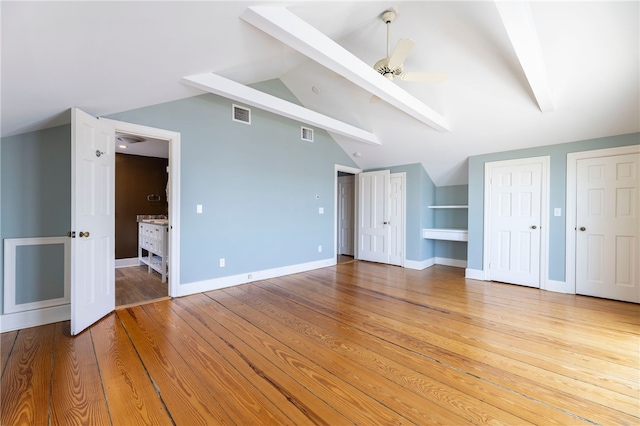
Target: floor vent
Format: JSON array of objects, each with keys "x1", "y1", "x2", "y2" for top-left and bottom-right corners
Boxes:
[
  {"x1": 301, "y1": 126, "x2": 314, "y2": 142},
  {"x1": 232, "y1": 105, "x2": 251, "y2": 124}
]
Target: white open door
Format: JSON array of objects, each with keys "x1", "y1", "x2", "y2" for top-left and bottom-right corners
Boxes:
[
  {"x1": 358, "y1": 170, "x2": 390, "y2": 263},
  {"x1": 576, "y1": 153, "x2": 640, "y2": 303},
  {"x1": 70, "y1": 108, "x2": 115, "y2": 335}
]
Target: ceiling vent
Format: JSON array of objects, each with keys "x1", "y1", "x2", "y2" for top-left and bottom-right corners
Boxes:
[
  {"x1": 301, "y1": 126, "x2": 314, "y2": 142},
  {"x1": 232, "y1": 104, "x2": 251, "y2": 124}
]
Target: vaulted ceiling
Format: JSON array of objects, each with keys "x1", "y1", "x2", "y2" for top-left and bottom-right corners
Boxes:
[{"x1": 3, "y1": 1, "x2": 638, "y2": 185}]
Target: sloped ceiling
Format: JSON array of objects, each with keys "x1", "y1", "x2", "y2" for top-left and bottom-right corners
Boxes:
[{"x1": 2, "y1": 1, "x2": 638, "y2": 185}]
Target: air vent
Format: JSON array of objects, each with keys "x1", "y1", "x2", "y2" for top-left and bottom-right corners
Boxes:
[
  {"x1": 232, "y1": 104, "x2": 251, "y2": 124},
  {"x1": 301, "y1": 126, "x2": 314, "y2": 142}
]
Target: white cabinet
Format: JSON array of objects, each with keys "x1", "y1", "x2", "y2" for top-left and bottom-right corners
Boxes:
[
  {"x1": 423, "y1": 205, "x2": 468, "y2": 241},
  {"x1": 138, "y1": 221, "x2": 168, "y2": 283}
]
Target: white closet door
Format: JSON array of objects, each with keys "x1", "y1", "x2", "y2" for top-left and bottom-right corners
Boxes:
[
  {"x1": 488, "y1": 161, "x2": 543, "y2": 287},
  {"x1": 576, "y1": 153, "x2": 640, "y2": 303},
  {"x1": 358, "y1": 170, "x2": 390, "y2": 263}
]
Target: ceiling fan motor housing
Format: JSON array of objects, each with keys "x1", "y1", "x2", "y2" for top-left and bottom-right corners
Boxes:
[{"x1": 374, "y1": 58, "x2": 403, "y2": 79}]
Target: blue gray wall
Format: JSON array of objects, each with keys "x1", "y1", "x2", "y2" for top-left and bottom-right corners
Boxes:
[
  {"x1": 107, "y1": 80, "x2": 357, "y2": 284},
  {"x1": 0, "y1": 124, "x2": 71, "y2": 312},
  {"x1": 467, "y1": 132, "x2": 640, "y2": 281}
]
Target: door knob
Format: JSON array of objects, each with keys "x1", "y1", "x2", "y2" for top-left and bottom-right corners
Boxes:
[
  {"x1": 383, "y1": 221, "x2": 390, "y2": 225},
  {"x1": 530, "y1": 225, "x2": 537, "y2": 230},
  {"x1": 79, "y1": 231, "x2": 90, "y2": 238},
  {"x1": 579, "y1": 227, "x2": 586, "y2": 231}
]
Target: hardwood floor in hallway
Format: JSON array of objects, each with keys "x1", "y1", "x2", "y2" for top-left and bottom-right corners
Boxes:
[{"x1": 1, "y1": 262, "x2": 638, "y2": 425}]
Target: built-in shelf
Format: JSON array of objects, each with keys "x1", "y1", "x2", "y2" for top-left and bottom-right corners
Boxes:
[
  {"x1": 422, "y1": 228, "x2": 468, "y2": 242},
  {"x1": 428, "y1": 205, "x2": 468, "y2": 209}
]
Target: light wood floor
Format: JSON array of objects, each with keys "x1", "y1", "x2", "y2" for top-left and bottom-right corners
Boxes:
[{"x1": 2, "y1": 262, "x2": 639, "y2": 425}]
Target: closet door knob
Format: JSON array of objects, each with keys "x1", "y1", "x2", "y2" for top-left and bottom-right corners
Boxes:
[
  {"x1": 579, "y1": 227, "x2": 586, "y2": 231},
  {"x1": 79, "y1": 231, "x2": 90, "y2": 238},
  {"x1": 530, "y1": 225, "x2": 537, "y2": 230}
]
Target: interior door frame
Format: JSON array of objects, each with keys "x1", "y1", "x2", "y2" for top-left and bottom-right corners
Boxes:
[
  {"x1": 483, "y1": 156, "x2": 550, "y2": 286},
  {"x1": 334, "y1": 164, "x2": 361, "y2": 263},
  {"x1": 565, "y1": 144, "x2": 640, "y2": 295},
  {"x1": 100, "y1": 118, "x2": 181, "y2": 297}
]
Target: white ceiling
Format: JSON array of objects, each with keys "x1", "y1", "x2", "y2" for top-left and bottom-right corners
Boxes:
[{"x1": 3, "y1": 1, "x2": 638, "y2": 185}]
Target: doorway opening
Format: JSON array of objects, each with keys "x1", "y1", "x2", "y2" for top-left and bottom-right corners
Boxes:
[
  {"x1": 114, "y1": 132, "x2": 170, "y2": 307},
  {"x1": 334, "y1": 165, "x2": 361, "y2": 265},
  {"x1": 337, "y1": 171, "x2": 356, "y2": 264}
]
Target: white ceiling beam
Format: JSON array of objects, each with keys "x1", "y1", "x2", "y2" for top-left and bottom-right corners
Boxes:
[
  {"x1": 181, "y1": 73, "x2": 381, "y2": 146},
  {"x1": 240, "y1": 6, "x2": 450, "y2": 132},
  {"x1": 495, "y1": 0, "x2": 555, "y2": 112}
]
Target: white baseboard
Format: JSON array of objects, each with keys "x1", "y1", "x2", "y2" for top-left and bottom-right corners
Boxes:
[
  {"x1": 404, "y1": 258, "x2": 435, "y2": 270},
  {"x1": 404, "y1": 257, "x2": 467, "y2": 270},
  {"x1": 115, "y1": 257, "x2": 140, "y2": 268},
  {"x1": 544, "y1": 279, "x2": 574, "y2": 294},
  {"x1": 465, "y1": 268, "x2": 486, "y2": 281},
  {"x1": 176, "y1": 258, "x2": 336, "y2": 297},
  {"x1": 0, "y1": 304, "x2": 70, "y2": 333},
  {"x1": 435, "y1": 257, "x2": 467, "y2": 268}
]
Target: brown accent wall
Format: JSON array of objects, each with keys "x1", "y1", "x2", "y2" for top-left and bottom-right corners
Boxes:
[{"x1": 116, "y1": 153, "x2": 169, "y2": 259}]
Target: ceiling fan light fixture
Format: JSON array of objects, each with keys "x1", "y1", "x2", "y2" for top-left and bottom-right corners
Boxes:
[{"x1": 116, "y1": 135, "x2": 145, "y2": 144}]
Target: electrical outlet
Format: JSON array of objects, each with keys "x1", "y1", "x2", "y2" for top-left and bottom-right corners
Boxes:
[
  {"x1": 219, "y1": 258, "x2": 225, "y2": 267},
  {"x1": 318, "y1": 245, "x2": 322, "y2": 253},
  {"x1": 318, "y1": 207, "x2": 324, "y2": 214},
  {"x1": 248, "y1": 274, "x2": 253, "y2": 279}
]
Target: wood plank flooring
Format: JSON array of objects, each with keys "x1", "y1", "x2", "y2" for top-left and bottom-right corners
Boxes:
[
  {"x1": 116, "y1": 265, "x2": 168, "y2": 307},
  {"x1": 1, "y1": 262, "x2": 638, "y2": 425}
]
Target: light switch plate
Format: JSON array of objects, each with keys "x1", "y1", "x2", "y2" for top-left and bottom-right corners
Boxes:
[
  {"x1": 197, "y1": 204, "x2": 203, "y2": 214},
  {"x1": 554, "y1": 208, "x2": 561, "y2": 217},
  {"x1": 319, "y1": 207, "x2": 324, "y2": 214}
]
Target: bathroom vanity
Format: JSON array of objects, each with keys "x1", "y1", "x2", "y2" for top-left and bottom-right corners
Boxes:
[{"x1": 138, "y1": 218, "x2": 168, "y2": 283}]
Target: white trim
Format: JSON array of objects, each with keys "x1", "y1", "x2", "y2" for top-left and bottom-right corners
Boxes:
[
  {"x1": 99, "y1": 118, "x2": 181, "y2": 298},
  {"x1": 483, "y1": 156, "x2": 550, "y2": 288},
  {"x1": 435, "y1": 257, "x2": 467, "y2": 268},
  {"x1": 176, "y1": 258, "x2": 335, "y2": 297},
  {"x1": 0, "y1": 304, "x2": 70, "y2": 333},
  {"x1": 334, "y1": 165, "x2": 362, "y2": 261},
  {"x1": 545, "y1": 279, "x2": 572, "y2": 294},
  {"x1": 4, "y1": 237, "x2": 70, "y2": 314},
  {"x1": 565, "y1": 144, "x2": 640, "y2": 295},
  {"x1": 115, "y1": 257, "x2": 139, "y2": 268},
  {"x1": 465, "y1": 268, "x2": 486, "y2": 281},
  {"x1": 404, "y1": 258, "x2": 435, "y2": 271}
]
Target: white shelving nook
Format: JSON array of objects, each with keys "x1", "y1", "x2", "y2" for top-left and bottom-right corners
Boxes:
[
  {"x1": 138, "y1": 221, "x2": 168, "y2": 283},
  {"x1": 423, "y1": 205, "x2": 468, "y2": 241}
]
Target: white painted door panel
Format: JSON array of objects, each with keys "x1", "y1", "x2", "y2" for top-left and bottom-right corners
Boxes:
[
  {"x1": 338, "y1": 175, "x2": 355, "y2": 256},
  {"x1": 388, "y1": 174, "x2": 404, "y2": 266},
  {"x1": 489, "y1": 162, "x2": 542, "y2": 287},
  {"x1": 71, "y1": 108, "x2": 115, "y2": 335},
  {"x1": 576, "y1": 153, "x2": 639, "y2": 303},
  {"x1": 358, "y1": 170, "x2": 390, "y2": 263}
]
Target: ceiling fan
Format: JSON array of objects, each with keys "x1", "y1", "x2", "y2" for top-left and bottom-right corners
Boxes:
[{"x1": 373, "y1": 10, "x2": 447, "y2": 84}]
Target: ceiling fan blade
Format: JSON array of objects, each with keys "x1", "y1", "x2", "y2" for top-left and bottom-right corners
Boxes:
[
  {"x1": 388, "y1": 38, "x2": 415, "y2": 70},
  {"x1": 399, "y1": 72, "x2": 448, "y2": 83}
]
